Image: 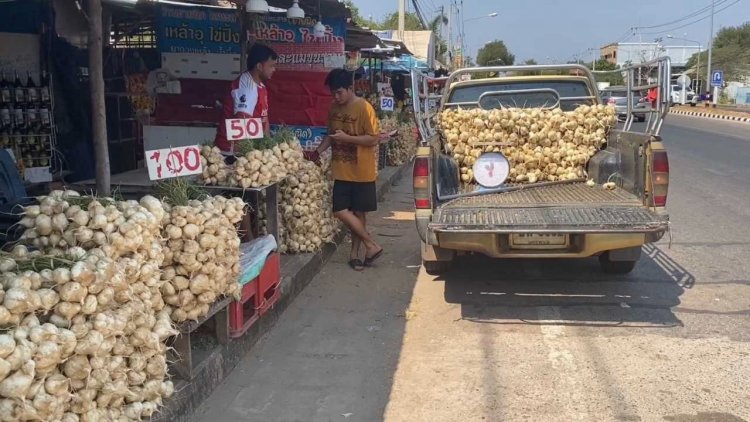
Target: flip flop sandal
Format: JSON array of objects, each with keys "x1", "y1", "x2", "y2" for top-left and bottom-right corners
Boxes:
[
  {"x1": 364, "y1": 248, "x2": 384, "y2": 266},
  {"x1": 348, "y1": 259, "x2": 365, "y2": 271}
]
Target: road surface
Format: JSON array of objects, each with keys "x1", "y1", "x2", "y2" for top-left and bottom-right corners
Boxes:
[{"x1": 194, "y1": 115, "x2": 750, "y2": 422}]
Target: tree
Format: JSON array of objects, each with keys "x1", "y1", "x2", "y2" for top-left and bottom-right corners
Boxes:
[
  {"x1": 476, "y1": 40, "x2": 515, "y2": 66},
  {"x1": 685, "y1": 22, "x2": 750, "y2": 83},
  {"x1": 524, "y1": 59, "x2": 538, "y2": 65},
  {"x1": 381, "y1": 11, "x2": 424, "y2": 30},
  {"x1": 342, "y1": 0, "x2": 381, "y2": 29},
  {"x1": 89, "y1": 0, "x2": 110, "y2": 195},
  {"x1": 586, "y1": 59, "x2": 624, "y2": 86}
]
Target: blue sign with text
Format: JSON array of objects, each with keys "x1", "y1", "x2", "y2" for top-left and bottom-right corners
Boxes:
[
  {"x1": 156, "y1": 4, "x2": 346, "y2": 54},
  {"x1": 271, "y1": 125, "x2": 327, "y2": 149}
]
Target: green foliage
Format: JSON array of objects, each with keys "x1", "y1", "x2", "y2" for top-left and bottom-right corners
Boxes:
[
  {"x1": 587, "y1": 60, "x2": 624, "y2": 86},
  {"x1": 685, "y1": 22, "x2": 750, "y2": 82},
  {"x1": 342, "y1": 0, "x2": 381, "y2": 29},
  {"x1": 381, "y1": 12, "x2": 424, "y2": 30},
  {"x1": 476, "y1": 40, "x2": 515, "y2": 66}
]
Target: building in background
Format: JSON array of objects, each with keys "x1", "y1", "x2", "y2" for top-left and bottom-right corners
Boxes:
[{"x1": 600, "y1": 42, "x2": 701, "y2": 72}]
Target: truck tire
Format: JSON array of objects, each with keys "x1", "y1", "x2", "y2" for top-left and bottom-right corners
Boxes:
[
  {"x1": 598, "y1": 252, "x2": 637, "y2": 274},
  {"x1": 423, "y1": 260, "x2": 452, "y2": 275}
]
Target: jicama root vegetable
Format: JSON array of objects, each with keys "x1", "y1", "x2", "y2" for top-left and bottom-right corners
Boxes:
[
  {"x1": 200, "y1": 145, "x2": 231, "y2": 186},
  {"x1": 6, "y1": 191, "x2": 179, "y2": 420},
  {"x1": 160, "y1": 196, "x2": 245, "y2": 322},
  {"x1": 438, "y1": 104, "x2": 618, "y2": 184},
  {"x1": 278, "y1": 152, "x2": 337, "y2": 254}
]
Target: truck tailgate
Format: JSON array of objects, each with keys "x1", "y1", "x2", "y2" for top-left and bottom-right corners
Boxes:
[{"x1": 431, "y1": 183, "x2": 668, "y2": 233}]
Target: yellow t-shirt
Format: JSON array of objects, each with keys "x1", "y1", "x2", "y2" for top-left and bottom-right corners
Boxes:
[{"x1": 328, "y1": 98, "x2": 380, "y2": 182}]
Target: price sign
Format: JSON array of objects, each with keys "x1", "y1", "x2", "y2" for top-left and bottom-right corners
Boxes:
[
  {"x1": 146, "y1": 145, "x2": 203, "y2": 181},
  {"x1": 380, "y1": 96, "x2": 395, "y2": 111},
  {"x1": 224, "y1": 117, "x2": 264, "y2": 141}
]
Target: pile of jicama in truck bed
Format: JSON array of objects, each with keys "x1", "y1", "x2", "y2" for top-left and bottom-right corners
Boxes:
[
  {"x1": 438, "y1": 104, "x2": 618, "y2": 184},
  {"x1": 0, "y1": 187, "x2": 247, "y2": 420}
]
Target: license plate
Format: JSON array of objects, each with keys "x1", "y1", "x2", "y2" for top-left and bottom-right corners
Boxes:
[{"x1": 510, "y1": 233, "x2": 569, "y2": 249}]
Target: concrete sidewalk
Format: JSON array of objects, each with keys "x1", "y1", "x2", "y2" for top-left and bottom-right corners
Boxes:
[
  {"x1": 159, "y1": 164, "x2": 411, "y2": 421},
  {"x1": 190, "y1": 174, "x2": 419, "y2": 422}
]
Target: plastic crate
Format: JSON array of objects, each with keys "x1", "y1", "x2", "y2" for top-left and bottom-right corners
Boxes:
[
  {"x1": 258, "y1": 252, "x2": 281, "y2": 315},
  {"x1": 228, "y1": 278, "x2": 259, "y2": 338}
]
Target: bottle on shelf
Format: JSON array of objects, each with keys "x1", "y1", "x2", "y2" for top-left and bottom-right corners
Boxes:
[
  {"x1": 12, "y1": 104, "x2": 24, "y2": 129},
  {"x1": 0, "y1": 102, "x2": 11, "y2": 129},
  {"x1": 26, "y1": 71, "x2": 38, "y2": 105},
  {"x1": 0, "y1": 127, "x2": 9, "y2": 149},
  {"x1": 40, "y1": 70, "x2": 50, "y2": 105},
  {"x1": 25, "y1": 104, "x2": 38, "y2": 128},
  {"x1": 0, "y1": 72, "x2": 11, "y2": 105},
  {"x1": 13, "y1": 71, "x2": 25, "y2": 105},
  {"x1": 39, "y1": 103, "x2": 51, "y2": 130}
]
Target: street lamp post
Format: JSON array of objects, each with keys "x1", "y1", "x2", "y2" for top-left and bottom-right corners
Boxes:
[{"x1": 462, "y1": 12, "x2": 498, "y2": 66}]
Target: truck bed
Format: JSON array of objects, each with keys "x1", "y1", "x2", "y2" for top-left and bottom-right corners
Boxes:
[{"x1": 431, "y1": 183, "x2": 668, "y2": 233}]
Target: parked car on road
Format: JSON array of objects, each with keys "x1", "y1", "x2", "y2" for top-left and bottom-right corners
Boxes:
[
  {"x1": 670, "y1": 84, "x2": 697, "y2": 106},
  {"x1": 600, "y1": 86, "x2": 650, "y2": 122}
]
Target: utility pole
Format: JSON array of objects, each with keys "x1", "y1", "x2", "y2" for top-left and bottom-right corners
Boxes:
[
  {"x1": 706, "y1": 0, "x2": 715, "y2": 104},
  {"x1": 88, "y1": 0, "x2": 110, "y2": 195},
  {"x1": 398, "y1": 0, "x2": 405, "y2": 39},
  {"x1": 447, "y1": 1, "x2": 452, "y2": 68}
]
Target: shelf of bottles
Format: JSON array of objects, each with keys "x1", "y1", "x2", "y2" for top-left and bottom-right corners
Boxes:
[{"x1": 0, "y1": 69, "x2": 56, "y2": 180}]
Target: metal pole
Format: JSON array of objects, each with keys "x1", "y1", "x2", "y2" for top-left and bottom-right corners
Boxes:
[
  {"x1": 447, "y1": 1, "x2": 452, "y2": 68},
  {"x1": 398, "y1": 0, "x2": 405, "y2": 39},
  {"x1": 706, "y1": 0, "x2": 715, "y2": 103},
  {"x1": 696, "y1": 45, "x2": 701, "y2": 92}
]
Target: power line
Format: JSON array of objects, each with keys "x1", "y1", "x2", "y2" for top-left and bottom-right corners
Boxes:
[
  {"x1": 635, "y1": 0, "x2": 729, "y2": 29},
  {"x1": 640, "y1": 0, "x2": 741, "y2": 35}
]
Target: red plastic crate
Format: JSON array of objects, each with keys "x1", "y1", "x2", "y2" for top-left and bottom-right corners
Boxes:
[
  {"x1": 228, "y1": 278, "x2": 259, "y2": 338},
  {"x1": 258, "y1": 252, "x2": 281, "y2": 315}
]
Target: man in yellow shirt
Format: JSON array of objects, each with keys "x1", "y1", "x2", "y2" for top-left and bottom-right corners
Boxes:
[{"x1": 313, "y1": 69, "x2": 384, "y2": 271}]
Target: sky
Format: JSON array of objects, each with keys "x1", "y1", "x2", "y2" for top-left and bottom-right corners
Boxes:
[{"x1": 351, "y1": 0, "x2": 750, "y2": 63}]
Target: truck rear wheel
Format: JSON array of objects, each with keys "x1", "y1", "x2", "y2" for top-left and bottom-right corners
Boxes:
[
  {"x1": 423, "y1": 260, "x2": 452, "y2": 275},
  {"x1": 598, "y1": 252, "x2": 637, "y2": 274}
]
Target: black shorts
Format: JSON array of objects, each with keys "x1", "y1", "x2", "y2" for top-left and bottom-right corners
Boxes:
[{"x1": 332, "y1": 180, "x2": 377, "y2": 213}]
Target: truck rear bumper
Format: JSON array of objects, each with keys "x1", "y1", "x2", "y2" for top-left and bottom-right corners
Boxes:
[{"x1": 431, "y1": 231, "x2": 656, "y2": 258}]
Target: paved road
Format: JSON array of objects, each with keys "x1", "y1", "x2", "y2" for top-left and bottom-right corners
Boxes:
[{"x1": 194, "y1": 115, "x2": 750, "y2": 422}]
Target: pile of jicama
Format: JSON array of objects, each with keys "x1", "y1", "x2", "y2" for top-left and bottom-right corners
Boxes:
[
  {"x1": 0, "y1": 187, "x2": 249, "y2": 419},
  {"x1": 200, "y1": 131, "x2": 300, "y2": 189},
  {"x1": 277, "y1": 149, "x2": 337, "y2": 254},
  {"x1": 201, "y1": 129, "x2": 338, "y2": 254},
  {"x1": 159, "y1": 195, "x2": 245, "y2": 322},
  {"x1": 2, "y1": 189, "x2": 177, "y2": 420},
  {"x1": 387, "y1": 121, "x2": 418, "y2": 167},
  {"x1": 438, "y1": 104, "x2": 618, "y2": 184}
]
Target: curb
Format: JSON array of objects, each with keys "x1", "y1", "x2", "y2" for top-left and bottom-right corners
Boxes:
[
  {"x1": 670, "y1": 108, "x2": 750, "y2": 123},
  {"x1": 157, "y1": 163, "x2": 411, "y2": 422}
]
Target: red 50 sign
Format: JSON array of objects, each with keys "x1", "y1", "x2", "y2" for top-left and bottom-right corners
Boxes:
[
  {"x1": 225, "y1": 117, "x2": 264, "y2": 141},
  {"x1": 146, "y1": 145, "x2": 203, "y2": 181}
]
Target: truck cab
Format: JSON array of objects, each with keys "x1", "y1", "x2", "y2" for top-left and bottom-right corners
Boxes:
[{"x1": 411, "y1": 60, "x2": 672, "y2": 274}]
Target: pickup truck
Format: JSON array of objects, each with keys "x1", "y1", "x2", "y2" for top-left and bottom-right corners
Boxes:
[{"x1": 410, "y1": 60, "x2": 671, "y2": 274}]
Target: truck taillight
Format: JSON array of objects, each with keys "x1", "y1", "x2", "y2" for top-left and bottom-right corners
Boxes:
[
  {"x1": 651, "y1": 150, "x2": 669, "y2": 207},
  {"x1": 413, "y1": 157, "x2": 430, "y2": 209}
]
